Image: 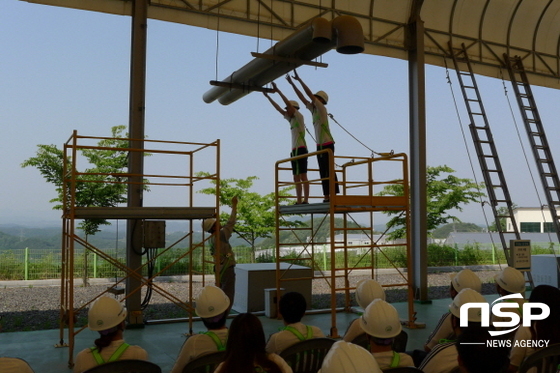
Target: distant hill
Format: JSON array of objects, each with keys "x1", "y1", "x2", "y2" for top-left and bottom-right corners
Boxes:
[
  {"x1": 431, "y1": 222, "x2": 484, "y2": 239},
  {"x1": 0, "y1": 224, "x2": 252, "y2": 251}
]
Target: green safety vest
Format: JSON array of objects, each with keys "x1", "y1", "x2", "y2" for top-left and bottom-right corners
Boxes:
[
  {"x1": 284, "y1": 325, "x2": 313, "y2": 341},
  {"x1": 90, "y1": 343, "x2": 130, "y2": 365},
  {"x1": 389, "y1": 351, "x2": 401, "y2": 368},
  {"x1": 202, "y1": 331, "x2": 227, "y2": 351}
]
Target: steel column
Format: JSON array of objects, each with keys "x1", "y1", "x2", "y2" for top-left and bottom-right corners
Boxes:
[
  {"x1": 126, "y1": 0, "x2": 148, "y2": 326},
  {"x1": 407, "y1": 2, "x2": 429, "y2": 302}
]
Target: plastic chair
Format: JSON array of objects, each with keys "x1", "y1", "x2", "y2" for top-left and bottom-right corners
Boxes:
[
  {"x1": 279, "y1": 337, "x2": 335, "y2": 373},
  {"x1": 82, "y1": 359, "x2": 161, "y2": 373},
  {"x1": 350, "y1": 330, "x2": 408, "y2": 352},
  {"x1": 383, "y1": 368, "x2": 424, "y2": 373},
  {"x1": 519, "y1": 343, "x2": 560, "y2": 373},
  {"x1": 182, "y1": 351, "x2": 226, "y2": 373}
]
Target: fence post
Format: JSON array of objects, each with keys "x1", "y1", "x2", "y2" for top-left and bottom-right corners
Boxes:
[
  {"x1": 93, "y1": 252, "x2": 97, "y2": 279},
  {"x1": 492, "y1": 244, "x2": 496, "y2": 265},
  {"x1": 24, "y1": 247, "x2": 29, "y2": 280},
  {"x1": 454, "y1": 248, "x2": 458, "y2": 266}
]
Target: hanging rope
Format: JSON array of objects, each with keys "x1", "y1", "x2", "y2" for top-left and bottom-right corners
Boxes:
[
  {"x1": 256, "y1": 0, "x2": 262, "y2": 53},
  {"x1": 443, "y1": 57, "x2": 500, "y2": 265},
  {"x1": 327, "y1": 113, "x2": 386, "y2": 157},
  {"x1": 215, "y1": 7, "x2": 220, "y2": 81}
]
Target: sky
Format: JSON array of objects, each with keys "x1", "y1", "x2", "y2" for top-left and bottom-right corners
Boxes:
[{"x1": 2, "y1": 0, "x2": 560, "y2": 229}]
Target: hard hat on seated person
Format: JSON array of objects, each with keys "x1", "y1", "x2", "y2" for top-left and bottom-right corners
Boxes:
[
  {"x1": 451, "y1": 268, "x2": 482, "y2": 293},
  {"x1": 318, "y1": 341, "x2": 381, "y2": 373},
  {"x1": 360, "y1": 299, "x2": 402, "y2": 339},
  {"x1": 355, "y1": 279, "x2": 385, "y2": 309},
  {"x1": 88, "y1": 296, "x2": 127, "y2": 332},
  {"x1": 449, "y1": 288, "x2": 487, "y2": 322},
  {"x1": 195, "y1": 285, "x2": 230, "y2": 318},
  {"x1": 314, "y1": 91, "x2": 328, "y2": 104},
  {"x1": 494, "y1": 266, "x2": 525, "y2": 294},
  {"x1": 202, "y1": 218, "x2": 216, "y2": 233}
]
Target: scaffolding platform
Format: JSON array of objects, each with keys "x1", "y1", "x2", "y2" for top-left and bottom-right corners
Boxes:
[{"x1": 274, "y1": 150, "x2": 418, "y2": 338}]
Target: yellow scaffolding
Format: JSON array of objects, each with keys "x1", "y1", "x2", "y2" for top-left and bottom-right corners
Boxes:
[
  {"x1": 58, "y1": 130, "x2": 221, "y2": 367},
  {"x1": 275, "y1": 150, "x2": 419, "y2": 338}
]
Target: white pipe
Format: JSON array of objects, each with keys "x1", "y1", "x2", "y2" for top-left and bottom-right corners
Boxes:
[{"x1": 203, "y1": 16, "x2": 364, "y2": 105}]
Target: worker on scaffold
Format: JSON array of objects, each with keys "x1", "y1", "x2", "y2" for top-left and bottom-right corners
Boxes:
[
  {"x1": 263, "y1": 81, "x2": 309, "y2": 205},
  {"x1": 286, "y1": 70, "x2": 339, "y2": 202},
  {"x1": 202, "y1": 195, "x2": 238, "y2": 316}
]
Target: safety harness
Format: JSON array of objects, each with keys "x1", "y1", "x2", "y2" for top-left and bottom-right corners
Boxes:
[
  {"x1": 202, "y1": 331, "x2": 227, "y2": 351},
  {"x1": 389, "y1": 351, "x2": 401, "y2": 368},
  {"x1": 90, "y1": 343, "x2": 130, "y2": 365},
  {"x1": 284, "y1": 325, "x2": 313, "y2": 341}
]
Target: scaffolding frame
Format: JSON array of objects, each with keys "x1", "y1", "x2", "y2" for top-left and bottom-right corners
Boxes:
[
  {"x1": 275, "y1": 150, "x2": 418, "y2": 338},
  {"x1": 58, "y1": 130, "x2": 221, "y2": 368}
]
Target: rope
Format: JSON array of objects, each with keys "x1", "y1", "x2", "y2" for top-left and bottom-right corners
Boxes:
[
  {"x1": 327, "y1": 113, "x2": 386, "y2": 157},
  {"x1": 215, "y1": 7, "x2": 220, "y2": 80},
  {"x1": 256, "y1": 0, "x2": 261, "y2": 53},
  {"x1": 443, "y1": 57, "x2": 500, "y2": 267}
]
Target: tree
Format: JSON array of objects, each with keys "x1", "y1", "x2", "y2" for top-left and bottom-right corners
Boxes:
[
  {"x1": 378, "y1": 165, "x2": 486, "y2": 239},
  {"x1": 21, "y1": 126, "x2": 138, "y2": 284},
  {"x1": 21, "y1": 125, "x2": 132, "y2": 235},
  {"x1": 197, "y1": 174, "x2": 303, "y2": 261}
]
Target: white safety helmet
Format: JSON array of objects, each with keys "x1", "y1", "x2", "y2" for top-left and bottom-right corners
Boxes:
[
  {"x1": 287, "y1": 100, "x2": 300, "y2": 110},
  {"x1": 494, "y1": 267, "x2": 525, "y2": 294},
  {"x1": 88, "y1": 296, "x2": 127, "y2": 332},
  {"x1": 202, "y1": 218, "x2": 216, "y2": 233},
  {"x1": 360, "y1": 299, "x2": 402, "y2": 339},
  {"x1": 195, "y1": 285, "x2": 230, "y2": 318},
  {"x1": 314, "y1": 90, "x2": 329, "y2": 104},
  {"x1": 449, "y1": 288, "x2": 487, "y2": 322},
  {"x1": 451, "y1": 269, "x2": 482, "y2": 293},
  {"x1": 355, "y1": 279, "x2": 386, "y2": 309},
  {"x1": 318, "y1": 341, "x2": 381, "y2": 373}
]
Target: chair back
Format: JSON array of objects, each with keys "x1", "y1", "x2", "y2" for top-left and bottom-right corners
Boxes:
[
  {"x1": 350, "y1": 330, "x2": 408, "y2": 352},
  {"x1": 393, "y1": 330, "x2": 408, "y2": 352},
  {"x1": 83, "y1": 359, "x2": 161, "y2": 373},
  {"x1": 519, "y1": 343, "x2": 560, "y2": 373},
  {"x1": 182, "y1": 351, "x2": 226, "y2": 373},
  {"x1": 383, "y1": 368, "x2": 424, "y2": 373},
  {"x1": 279, "y1": 337, "x2": 335, "y2": 373}
]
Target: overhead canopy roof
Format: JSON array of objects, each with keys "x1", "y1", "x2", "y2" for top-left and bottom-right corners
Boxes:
[{"x1": 22, "y1": 0, "x2": 560, "y2": 89}]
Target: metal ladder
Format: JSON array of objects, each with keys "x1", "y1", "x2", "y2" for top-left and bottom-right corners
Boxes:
[
  {"x1": 503, "y1": 54, "x2": 560, "y2": 248},
  {"x1": 449, "y1": 43, "x2": 534, "y2": 288}
]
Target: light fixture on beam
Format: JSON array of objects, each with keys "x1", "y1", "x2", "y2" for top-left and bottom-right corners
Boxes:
[{"x1": 203, "y1": 15, "x2": 364, "y2": 106}]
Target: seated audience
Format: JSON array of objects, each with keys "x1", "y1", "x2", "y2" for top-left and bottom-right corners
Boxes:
[
  {"x1": 419, "y1": 288, "x2": 487, "y2": 373},
  {"x1": 424, "y1": 269, "x2": 482, "y2": 352},
  {"x1": 343, "y1": 279, "x2": 386, "y2": 342},
  {"x1": 492, "y1": 267, "x2": 526, "y2": 337},
  {"x1": 456, "y1": 327, "x2": 510, "y2": 373},
  {"x1": 170, "y1": 285, "x2": 230, "y2": 373},
  {"x1": 266, "y1": 291, "x2": 324, "y2": 354},
  {"x1": 361, "y1": 299, "x2": 414, "y2": 369},
  {"x1": 73, "y1": 296, "x2": 148, "y2": 373},
  {"x1": 507, "y1": 284, "x2": 560, "y2": 373},
  {"x1": 318, "y1": 340, "x2": 382, "y2": 373},
  {"x1": 215, "y1": 313, "x2": 293, "y2": 373}
]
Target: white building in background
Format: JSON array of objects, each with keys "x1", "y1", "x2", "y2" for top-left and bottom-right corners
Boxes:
[{"x1": 506, "y1": 207, "x2": 556, "y2": 233}]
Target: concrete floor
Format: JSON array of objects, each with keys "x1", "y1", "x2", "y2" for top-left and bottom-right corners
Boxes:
[{"x1": 0, "y1": 295, "x2": 500, "y2": 373}]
